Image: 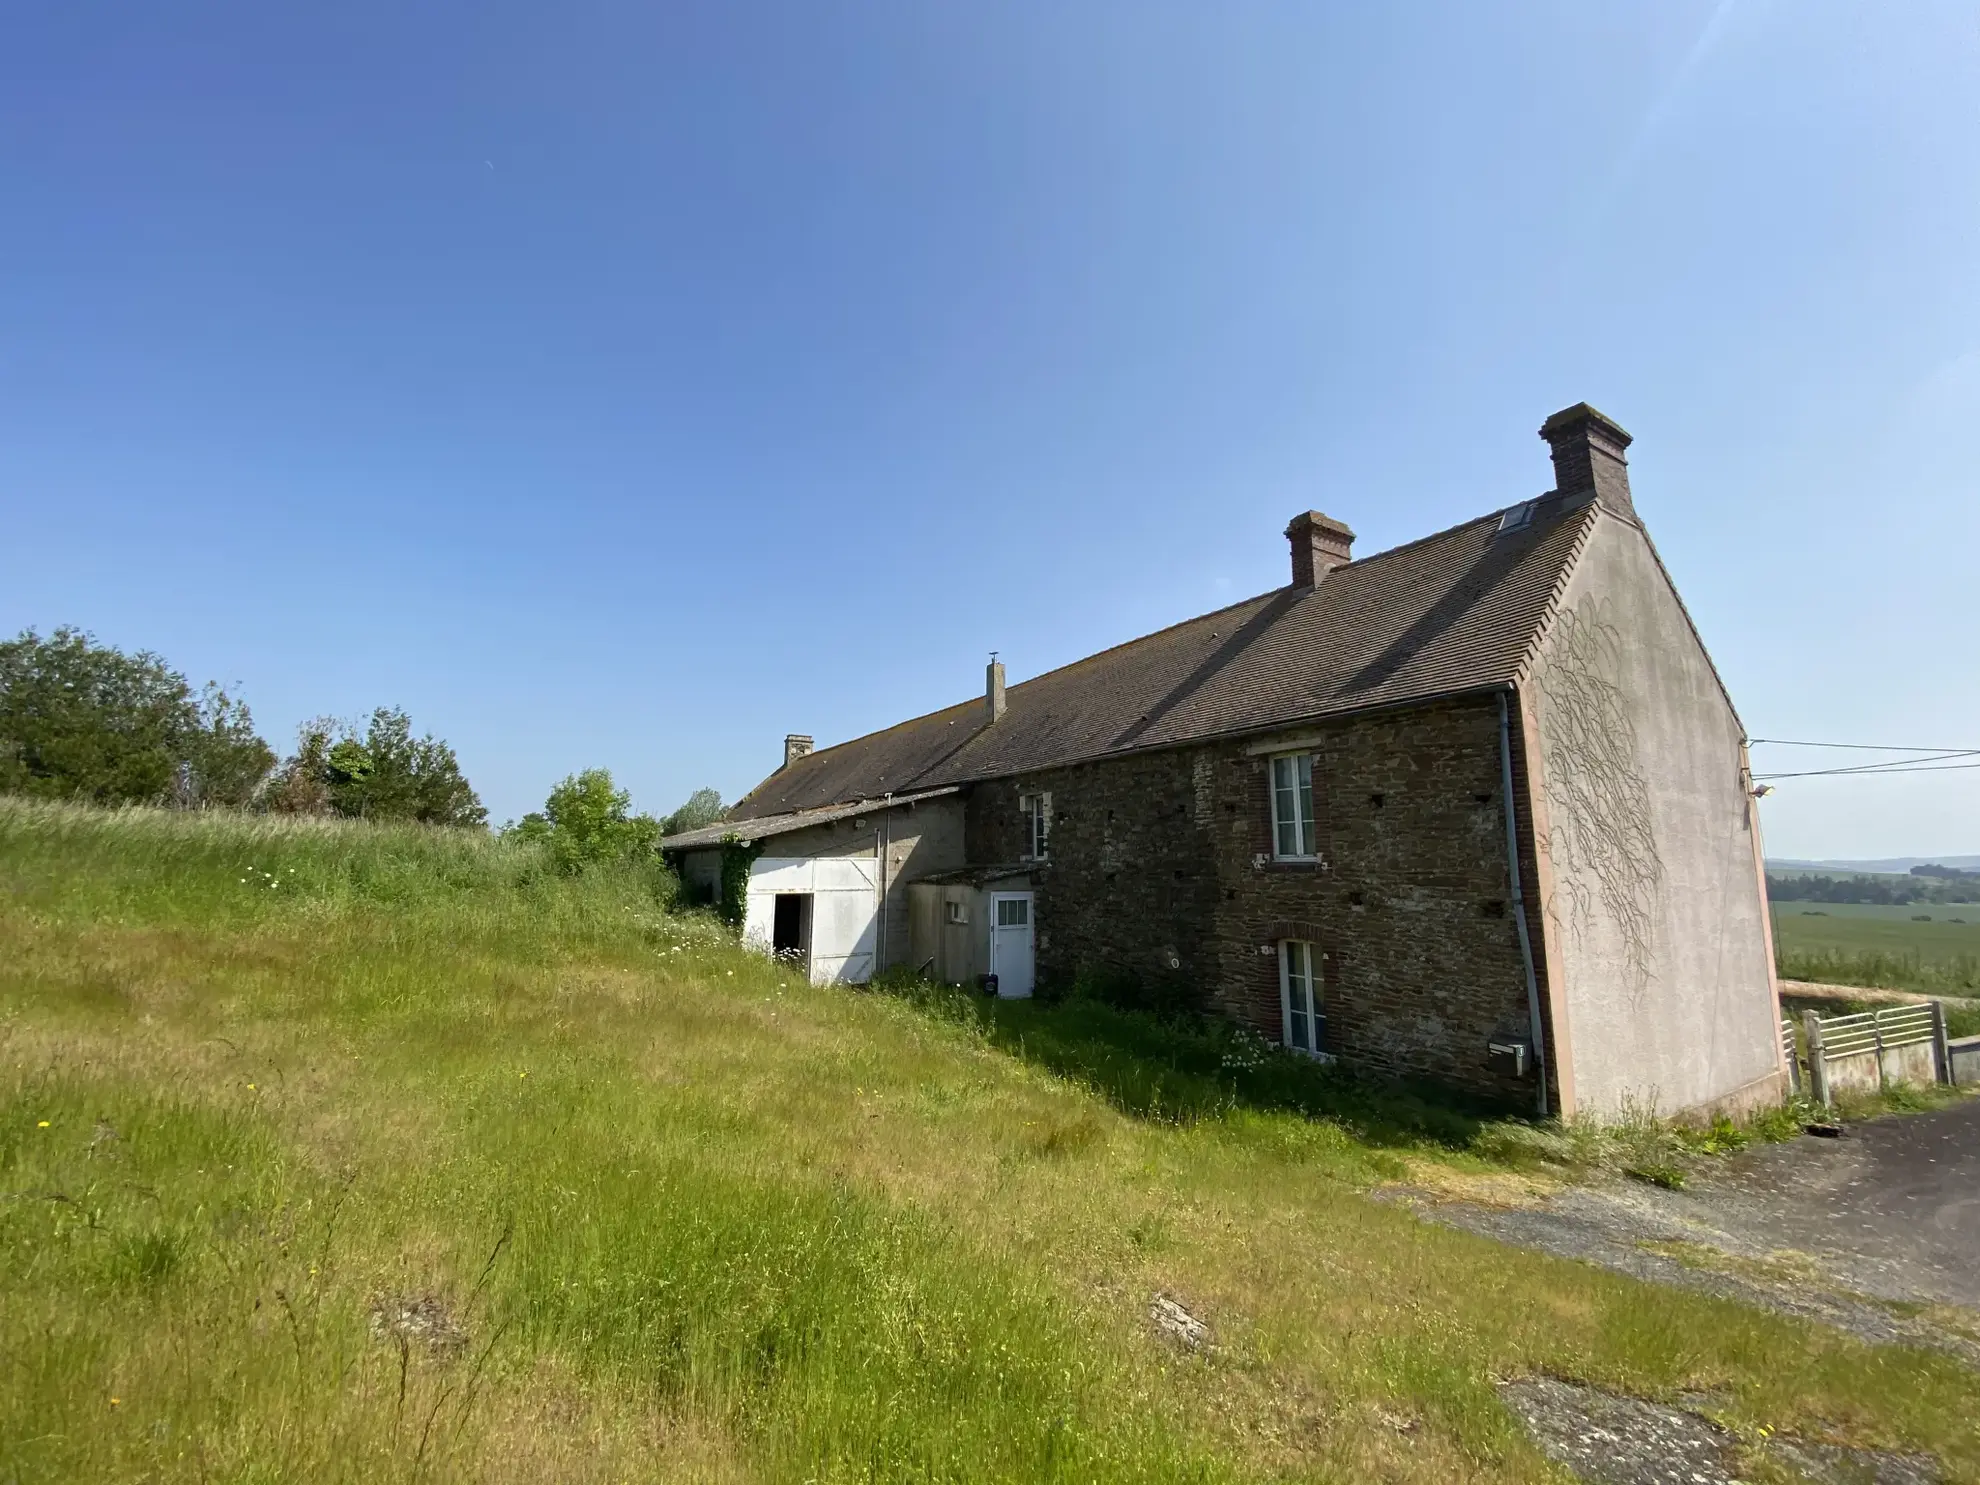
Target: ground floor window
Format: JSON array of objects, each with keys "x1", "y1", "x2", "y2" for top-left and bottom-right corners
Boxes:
[{"x1": 1280, "y1": 939, "x2": 1324, "y2": 1055}]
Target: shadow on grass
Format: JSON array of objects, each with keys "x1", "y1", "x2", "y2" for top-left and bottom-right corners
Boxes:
[{"x1": 871, "y1": 975, "x2": 1501, "y2": 1152}]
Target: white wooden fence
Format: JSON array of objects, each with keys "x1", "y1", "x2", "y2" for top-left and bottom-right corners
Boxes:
[{"x1": 1794, "y1": 1002, "x2": 1951, "y2": 1105}]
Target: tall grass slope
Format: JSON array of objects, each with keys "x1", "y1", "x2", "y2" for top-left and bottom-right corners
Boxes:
[{"x1": 4, "y1": 801, "x2": 1976, "y2": 1485}]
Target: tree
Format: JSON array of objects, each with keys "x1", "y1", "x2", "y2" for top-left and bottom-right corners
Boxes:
[
  {"x1": 266, "y1": 708, "x2": 486, "y2": 827},
  {"x1": 662, "y1": 787, "x2": 725, "y2": 837},
  {"x1": 0, "y1": 627, "x2": 274, "y2": 807},
  {"x1": 509, "y1": 768, "x2": 659, "y2": 872},
  {"x1": 182, "y1": 684, "x2": 280, "y2": 808}
]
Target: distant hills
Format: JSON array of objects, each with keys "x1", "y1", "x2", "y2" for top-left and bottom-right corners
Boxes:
[{"x1": 1768, "y1": 856, "x2": 1980, "y2": 876}]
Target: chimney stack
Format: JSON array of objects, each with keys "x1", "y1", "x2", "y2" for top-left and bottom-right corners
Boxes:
[
  {"x1": 783, "y1": 734, "x2": 813, "y2": 769},
  {"x1": 1540, "y1": 403, "x2": 1634, "y2": 521},
  {"x1": 1285, "y1": 511, "x2": 1355, "y2": 588},
  {"x1": 986, "y1": 654, "x2": 1007, "y2": 724}
]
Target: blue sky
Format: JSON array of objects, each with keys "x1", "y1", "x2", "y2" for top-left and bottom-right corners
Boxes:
[{"x1": 3, "y1": 2, "x2": 1976, "y2": 858}]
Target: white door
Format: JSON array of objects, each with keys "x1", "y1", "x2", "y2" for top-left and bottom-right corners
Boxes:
[
  {"x1": 988, "y1": 892, "x2": 1034, "y2": 999},
  {"x1": 743, "y1": 856, "x2": 880, "y2": 985}
]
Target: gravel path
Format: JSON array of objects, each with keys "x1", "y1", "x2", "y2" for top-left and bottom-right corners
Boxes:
[{"x1": 1501, "y1": 1377, "x2": 1940, "y2": 1485}]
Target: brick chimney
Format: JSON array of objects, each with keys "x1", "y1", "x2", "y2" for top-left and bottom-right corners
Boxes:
[
  {"x1": 1540, "y1": 403, "x2": 1634, "y2": 521},
  {"x1": 783, "y1": 734, "x2": 813, "y2": 769},
  {"x1": 1286, "y1": 511, "x2": 1355, "y2": 587},
  {"x1": 986, "y1": 655, "x2": 1007, "y2": 724}
]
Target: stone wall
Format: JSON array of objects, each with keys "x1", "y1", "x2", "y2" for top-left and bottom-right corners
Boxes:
[{"x1": 964, "y1": 694, "x2": 1541, "y2": 1104}]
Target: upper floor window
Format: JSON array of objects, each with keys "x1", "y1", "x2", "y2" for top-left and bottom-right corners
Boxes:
[
  {"x1": 1020, "y1": 791, "x2": 1051, "y2": 860},
  {"x1": 1270, "y1": 753, "x2": 1317, "y2": 859}
]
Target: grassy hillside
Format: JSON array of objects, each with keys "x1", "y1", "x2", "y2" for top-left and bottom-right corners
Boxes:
[
  {"x1": 1772, "y1": 901, "x2": 1980, "y2": 994},
  {"x1": 3, "y1": 802, "x2": 1974, "y2": 1484}
]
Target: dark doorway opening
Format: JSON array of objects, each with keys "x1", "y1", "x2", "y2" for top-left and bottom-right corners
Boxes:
[{"x1": 772, "y1": 893, "x2": 811, "y2": 962}]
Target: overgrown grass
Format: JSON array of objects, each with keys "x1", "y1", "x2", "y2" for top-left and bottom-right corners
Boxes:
[
  {"x1": 1778, "y1": 946, "x2": 1980, "y2": 996},
  {"x1": 870, "y1": 972, "x2": 1870, "y2": 1188},
  {"x1": 4, "y1": 800, "x2": 1977, "y2": 1484}
]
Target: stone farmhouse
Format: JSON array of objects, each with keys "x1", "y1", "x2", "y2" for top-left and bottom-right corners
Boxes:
[{"x1": 663, "y1": 404, "x2": 1786, "y2": 1120}]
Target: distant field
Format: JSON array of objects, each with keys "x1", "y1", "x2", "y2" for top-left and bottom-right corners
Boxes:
[{"x1": 1770, "y1": 900, "x2": 1980, "y2": 994}]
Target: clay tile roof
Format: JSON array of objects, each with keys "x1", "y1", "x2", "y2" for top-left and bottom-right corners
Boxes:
[{"x1": 711, "y1": 496, "x2": 1598, "y2": 830}]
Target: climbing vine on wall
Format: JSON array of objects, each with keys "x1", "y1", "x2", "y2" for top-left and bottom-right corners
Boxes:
[
  {"x1": 1538, "y1": 597, "x2": 1663, "y2": 1008},
  {"x1": 717, "y1": 835, "x2": 760, "y2": 927}
]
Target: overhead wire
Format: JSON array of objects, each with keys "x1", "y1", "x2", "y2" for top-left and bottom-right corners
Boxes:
[{"x1": 1746, "y1": 737, "x2": 1980, "y2": 782}]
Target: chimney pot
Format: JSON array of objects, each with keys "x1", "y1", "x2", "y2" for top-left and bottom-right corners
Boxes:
[
  {"x1": 1539, "y1": 403, "x2": 1635, "y2": 520},
  {"x1": 986, "y1": 656, "x2": 1007, "y2": 724},
  {"x1": 1285, "y1": 511, "x2": 1355, "y2": 587},
  {"x1": 783, "y1": 734, "x2": 813, "y2": 769}
]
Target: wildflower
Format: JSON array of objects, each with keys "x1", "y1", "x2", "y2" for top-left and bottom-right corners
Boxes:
[
  {"x1": 247, "y1": 1083, "x2": 256, "y2": 1091},
  {"x1": 37, "y1": 1120, "x2": 50, "y2": 1128},
  {"x1": 110, "y1": 1397, "x2": 121, "y2": 1407}
]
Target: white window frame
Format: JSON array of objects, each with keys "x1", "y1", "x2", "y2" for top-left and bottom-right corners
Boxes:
[
  {"x1": 1269, "y1": 752, "x2": 1318, "y2": 860},
  {"x1": 1020, "y1": 791, "x2": 1051, "y2": 861},
  {"x1": 945, "y1": 900, "x2": 968, "y2": 925},
  {"x1": 1279, "y1": 939, "x2": 1327, "y2": 1058}
]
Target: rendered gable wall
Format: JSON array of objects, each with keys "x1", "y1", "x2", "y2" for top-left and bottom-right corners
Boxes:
[{"x1": 1525, "y1": 513, "x2": 1780, "y2": 1117}]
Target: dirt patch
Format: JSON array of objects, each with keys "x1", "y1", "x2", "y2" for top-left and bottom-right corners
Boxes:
[
  {"x1": 1500, "y1": 1377, "x2": 1940, "y2": 1485},
  {"x1": 1149, "y1": 1292, "x2": 1212, "y2": 1349},
  {"x1": 369, "y1": 1293, "x2": 469, "y2": 1357}
]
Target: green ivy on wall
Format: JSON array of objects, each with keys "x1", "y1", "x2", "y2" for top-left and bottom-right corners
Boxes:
[{"x1": 718, "y1": 835, "x2": 760, "y2": 927}]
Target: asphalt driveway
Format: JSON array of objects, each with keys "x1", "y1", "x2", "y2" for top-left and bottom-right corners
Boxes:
[{"x1": 1395, "y1": 1095, "x2": 1980, "y2": 1360}]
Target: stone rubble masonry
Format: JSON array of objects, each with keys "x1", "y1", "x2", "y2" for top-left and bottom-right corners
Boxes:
[{"x1": 965, "y1": 692, "x2": 1544, "y2": 1105}]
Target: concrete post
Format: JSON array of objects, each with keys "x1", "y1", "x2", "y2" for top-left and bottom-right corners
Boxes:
[
  {"x1": 1802, "y1": 1009, "x2": 1829, "y2": 1106},
  {"x1": 1930, "y1": 999, "x2": 1951, "y2": 1085}
]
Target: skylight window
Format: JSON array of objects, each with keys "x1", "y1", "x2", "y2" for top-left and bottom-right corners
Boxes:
[{"x1": 1498, "y1": 500, "x2": 1538, "y2": 533}]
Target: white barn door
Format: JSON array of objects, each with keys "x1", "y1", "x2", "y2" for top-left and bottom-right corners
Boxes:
[{"x1": 742, "y1": 856, "x2": 880, "y2": 986}]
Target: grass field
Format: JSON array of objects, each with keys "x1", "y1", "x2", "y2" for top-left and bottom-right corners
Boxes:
[
  {"x1": 1771, "y1": 901, "x2": 1980, "y2": 994},
  {"x1": 4, "y1": 801, "x2": 1977, "y2": 1484}
]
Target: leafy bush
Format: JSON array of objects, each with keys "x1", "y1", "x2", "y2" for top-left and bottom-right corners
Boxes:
[{"x1": 508, "y1": 768, "x2": 662, "y2": 876}]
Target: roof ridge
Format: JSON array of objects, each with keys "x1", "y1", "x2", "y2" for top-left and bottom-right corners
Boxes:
[
  {"x1": 730, "y1": 493, "x2": 1592, "y2": 822},
  {"x1": 780, "y1": 502, "x2": 1547, "y2": 772}
]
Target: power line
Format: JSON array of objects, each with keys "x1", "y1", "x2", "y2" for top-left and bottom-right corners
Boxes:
[
  {"x1": 1762, "y1": 750, "x2": 1980, "y2": 774},
  {"x1": 1754, "y1": 760, "x2": 1980, "y2": 781},
  {"x1": 1749, "y1": 738, "x2": 1977, "y2": 753},
  {"x1": 1747, "y1": 736, "x2": 1980, "y2": 783}
]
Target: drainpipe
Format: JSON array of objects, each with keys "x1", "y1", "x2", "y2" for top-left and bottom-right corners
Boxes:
[
  {"x1": 1498, "y1": 690, "x2": 1550, "y2": 1119},
  {"x1": 876, "y1": 813, "x2": 890, "y2": 972}
]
